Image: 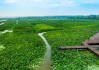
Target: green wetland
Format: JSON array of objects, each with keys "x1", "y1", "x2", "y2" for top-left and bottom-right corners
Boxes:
[{"x1": 0, "y1": 18, "x2": 99, "y2": 70}]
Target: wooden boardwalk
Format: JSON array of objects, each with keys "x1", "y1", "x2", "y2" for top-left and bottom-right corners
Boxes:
[
  {"x1": 59, "y1": 46, "x2": 87, "y2": 50},
  {"x1": 82, "y1": 33, "x2": 99, "y2": 45},
  {"x1": 59, "y1": 33, "x2": 99, "y2": 56},
  {"x1": 88, "y1": 46, "x2": 99, "y2": 56}
]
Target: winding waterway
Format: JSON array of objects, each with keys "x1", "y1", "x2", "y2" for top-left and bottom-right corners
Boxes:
[
  {"x1": 0, "y1": 23, "x2": 4, "y2": 25},
  {"x1": 38, "y1": 32, "x2": 51, "y2": 70},
  {"x1": 0, "y1": 30, "x2": 13, "y2": 34}
]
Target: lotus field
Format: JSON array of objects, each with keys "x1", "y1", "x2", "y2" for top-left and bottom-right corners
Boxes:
[{"x1": 0, "y1": 18, "x2": 99, "y2": 70}]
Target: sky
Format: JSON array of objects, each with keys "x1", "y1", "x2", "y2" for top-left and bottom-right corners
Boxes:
[{"x1": 0, "y1": 0, "x2": 99, "y2": 17}]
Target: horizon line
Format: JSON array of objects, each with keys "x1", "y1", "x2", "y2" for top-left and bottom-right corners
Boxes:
[{"x1": 0, "y1": 14, "x2": 99, "y2": 18}]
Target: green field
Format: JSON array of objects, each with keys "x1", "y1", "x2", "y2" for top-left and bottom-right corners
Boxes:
[{"x1": 0, "y1": 18, "x2": 99, "y2": 70}]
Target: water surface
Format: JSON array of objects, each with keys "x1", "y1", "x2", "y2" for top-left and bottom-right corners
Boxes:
[{"x1": 38, "y1": 32, "x2": 51, "y2": 70}]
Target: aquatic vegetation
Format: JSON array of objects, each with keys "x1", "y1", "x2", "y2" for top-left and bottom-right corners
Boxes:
[{"x1": 0, "y1": 18, "x2": 99, "y2": 70}]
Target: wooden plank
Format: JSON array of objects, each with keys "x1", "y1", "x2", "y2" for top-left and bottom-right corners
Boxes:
[
  {"x1": 59, "y1": 45, "x2": 99, "y2": 55},
  {"x1": 89, "y1": 45, "x2": 99, "y2": 48},
  {"x1": 82, "y1": 39, "x2": 89, "y2": 46},
  {"x1": 88, "y1": 46, "x2": 99, "y2": 55},
  {"x1": 59, "y1": 46, "x2": 87, "y2": 50},
  {"x1": 82, "y1": 33, "x2": 99, "y2": 45},
  {"x1": 88, "y1": 33, "x2": 99, "y2": 44}
]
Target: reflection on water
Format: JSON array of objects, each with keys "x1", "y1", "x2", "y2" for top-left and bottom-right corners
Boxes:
[
  {"x1": 0, "y1": 23, "x2": 4, "y2": 25},
  {"x1": 38, "y1": 32, "x2": 51, "y2": 70},
  {"x1": 0, "y1": 30, "x2": 13, "y2": 34},
  {"x1": 87, "y1": 65, "x2": 99, "y2": 70},
  {"x1": 0, "y1": 45, "x2": 5, "y2": 51},
  {"x1": 16, "y1": 20, "x2": 18, "y2": 24},
  {"x1": 0, "y1": 20, "x2": 7, "y2": 22}
]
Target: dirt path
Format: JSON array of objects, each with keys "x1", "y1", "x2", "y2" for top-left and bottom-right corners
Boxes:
[{"x1": 38, "y1": 32, "x2": 51, "y2": 70}]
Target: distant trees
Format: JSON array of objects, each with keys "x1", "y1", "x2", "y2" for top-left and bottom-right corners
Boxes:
[
  {"x1": 64, "y1": 15, "x2": 99, "y2": 20},
  {"x1": 1, "y1": 15, "x2": 99, "y2": 20},
  {"x1": 86, "y1": 15, "x2": 99, "y2": 19}
]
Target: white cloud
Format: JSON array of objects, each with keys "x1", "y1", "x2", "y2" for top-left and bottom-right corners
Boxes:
[
  {"x1": 1, "y1": 0, "x2": 99, "y2": 17},
  {"x1": 5, "y1": 0, "x2": 48, "y2": 4},
  {"x1": 5, "y1": 0, "x2": 18, "y2": 3},
  {"x1": 85, "y1": 0, "x2": 99, "y2": 3},
  {"x1": 46, "y1": 0, "x2": 78, "y2": 7},
  {"x1": 4, "y1": 0, "x2": 78, "y2": 7},
  {"x1": 5, "y1": 0, "x2": 99, "y2": 8},
  {"x1": 4, "y1": 0, "x2": 99, "y2": 5},
  {"x1": 74, "y1": 0, "x2": 99, "y2": 4}
]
